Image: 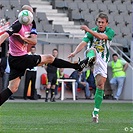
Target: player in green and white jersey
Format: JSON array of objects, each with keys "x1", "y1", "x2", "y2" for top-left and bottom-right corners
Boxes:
[{"x1": 68, "y1": 12, "x2": 115, "y2": 123}]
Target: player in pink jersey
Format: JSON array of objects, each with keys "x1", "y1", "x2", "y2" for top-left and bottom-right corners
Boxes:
[{"x1": 0, "y1": 5, "x2": 89, "y2": 106}]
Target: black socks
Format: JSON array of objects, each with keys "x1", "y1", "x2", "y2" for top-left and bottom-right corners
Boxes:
[
  {"x1": 45, "y1": 88, "x2": 49, "y2": 99},
  {"x1": 0, "y1": 88, "x2": 13, "y2": 106},
  {"x1": 51, "y1": 58, "x2": 79, "y2": 70},
  {"x1": 51, "y1": 89, "x2": 55, "y2": 98}
]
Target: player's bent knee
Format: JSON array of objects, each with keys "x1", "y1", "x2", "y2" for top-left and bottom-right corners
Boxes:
[
  {"x1": 47, "y1": 54, "x2": 54, "y2": 61},
  {"x1": 97, "y1": 84, "x2": 104, "y2": 90},
  {"x1": 9, "y1": 87, "x2": 18, "y2": 93},
  {"x1": 41, "y1": 54, "x2": 54, "y2": 64}
]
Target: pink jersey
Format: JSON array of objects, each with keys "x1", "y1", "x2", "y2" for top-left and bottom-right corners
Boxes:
[{"x1": 6, "y1": 20, "x2": 37, "y2": 56}]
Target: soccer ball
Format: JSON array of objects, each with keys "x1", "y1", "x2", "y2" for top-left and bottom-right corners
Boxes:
[{"x1": 18, "y1": 10, "x2": 33, "y2": 25}]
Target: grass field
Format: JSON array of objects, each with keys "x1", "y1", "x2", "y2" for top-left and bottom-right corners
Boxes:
[{"x1": 0, "y1": 101, "x2": 132, "y2": 133}]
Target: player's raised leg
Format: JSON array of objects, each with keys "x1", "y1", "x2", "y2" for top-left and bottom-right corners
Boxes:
[{"x1": 39, "y1": 54, "x2": 89, "y2": 71}]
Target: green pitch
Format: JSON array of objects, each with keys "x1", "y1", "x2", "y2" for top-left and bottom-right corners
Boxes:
[{"x1": 0, "y1": 101, "x2": 132, "y2": 133}]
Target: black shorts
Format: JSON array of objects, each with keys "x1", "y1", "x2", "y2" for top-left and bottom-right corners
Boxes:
[
  {"x1": 9, "y1": 54, "x2": 41, "y2": 81},
  {"x1": 47, "y1": 73, "x2": 57, "y2": 85}
]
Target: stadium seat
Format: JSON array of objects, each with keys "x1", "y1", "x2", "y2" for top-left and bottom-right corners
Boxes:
[
  {"x1": 107, "y1": 4, "x2": 117, "y2": 14},
  {"x1": 53, "y1": 24, "x2": 69, "y2": 38},
  {"x1": 83, "y1": 0, "x2": 91, "y2": 3},
  {"x1": 54, "y1": 24, "x2": 65, "y2": 33},
  {"x1": 71, "y1": 10, "x2": 82, "y2": 21},
  {"x1": 83, "y1": 14, "x2": 94, "y2": 26},
  {"x1": 36, "y1": 12, "x2": 53, "y2": 25},
  {"x1": 126, "y1": 3, "x2": 132, "y2": 15},
  {"x1": 112, "y1": 0, "x2": 122, "y2": 4},
  {"x1": 87, "y1": 3, "x2": 98, "y2": 13},
  {"x1": 123, "y1": 13, "x2": 132, "y2": 26},
  {"x1": 36, "y1": 22, "x2": 44, "y2": 32},
  {"x1": 77, "y1": 2, "x2": 88, "y2": 12},
  {"x1": 4, "y1": 9, "x2": 14, "y2": 20},
  {"x1": 42, "y1": 24, "x2": 57, "y2": 38},
  {"x1": 36, "y1": 12, "x2": 48, "y2": 22},
  {"x1": 113, "y1": 14, "x2": 124, "y2": 26},
  {"x1": 120, "y1": 27, "x2": 131, "y2": 38},
  {"x1": 81, "y1": 9, "x2": 90, "y2": 19},
  {"x1": 97, "y1": 3, "x2": 108, "y2": 13},
  {"x1": 0, "y1": 0, "x2": 10, "y2": 9},
  {"x1": 93, "y1": 0, "x2": 103, "y2": 4},
  {"x1": 53, "y1": 0, "x2": 66, "y2": 12},
  {"x1": 61, "y1": 0, "x2": 74, "y2": 10},
  {"x1": 113, "y1": 26, "x2": 122, "y2": 38},
  {"x1": 67, "y1": 2, "x2": 78, "y2": 11},
  {"x1": 102, "y1": 0, "x2": 112, "y2": 4},
  {"x1": 116, "y1": 4, "x2": 127, "y2": 14},
  {"x1": 43, "y1": 24, "x2": 54, "y2": 33},
  {"x1": 19, "y1": 0, "x2": 30, "y2": 6},
  {"x1": 10, "y1": 0, "x2": 20, "y2": 10},
  {"x1": 0, "y1": 9, "x2": 5, "y2": 18},
  {"x1": 108, "y1": 14, "x2": 115, "y2": 25}
]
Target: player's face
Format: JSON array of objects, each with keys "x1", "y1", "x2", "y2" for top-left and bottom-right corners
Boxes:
[
  {"x1": 52, "y1": 50, "x2": 58, "y2": 57},
  {"x1": 96, "y1": 18, "x2": 108, "y2": 32}
]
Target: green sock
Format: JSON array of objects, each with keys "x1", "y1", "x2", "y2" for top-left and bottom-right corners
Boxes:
[
  {"x1": 51, "y1": 89, "x2": 55, "y2": 98},
  {"x1": 86, "y1": 49, "x2": 96, "y2": 59},
  {"x1": 93, "y1": 88, "x2": 104, "y2": 115}
]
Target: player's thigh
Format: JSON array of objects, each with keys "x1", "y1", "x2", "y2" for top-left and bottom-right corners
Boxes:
[
  {"x1": 95, "y1": 74, "x2": 106, "y2": 90},
  {"x1": 39, "y1": 54, "x2": 55, "y2": 65}
]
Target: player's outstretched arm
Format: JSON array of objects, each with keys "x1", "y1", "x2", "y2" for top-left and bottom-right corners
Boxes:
[
  {"x1": 0, "y1": 32, "x2": 9, "y2": 46},
  {"x1": 68, "y1": 41, "x2": 87, "y2": 59},
  {"x1": 13, "y1": 33, "x2": 37, "y2": 45},
  {"x1": 23, "y1": 34, "x2": 37, "y2": 45}
]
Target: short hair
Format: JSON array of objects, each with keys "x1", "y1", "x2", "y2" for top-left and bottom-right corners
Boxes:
[
  {"x1": 96, "y1": 12, "x2": 108, "y2": 23},
  {"x1": 52, "y1": 48, "x2": 58, "y2": 52},
  {"x1": 112, "y1": 53, "x2": 118, "y2": 57}
]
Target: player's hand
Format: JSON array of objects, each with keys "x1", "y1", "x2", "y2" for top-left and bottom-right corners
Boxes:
[
  {"x1": 68, "y1": 52, "x2": 75, "y2": 59},
  {"x1": 80, "y1": 25, "x2": 89, "y2": 32}
]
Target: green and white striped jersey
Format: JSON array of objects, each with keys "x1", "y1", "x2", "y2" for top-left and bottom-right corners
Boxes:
[{"x1": 82, "y1": 26, "x2": 115, "y2": 62}]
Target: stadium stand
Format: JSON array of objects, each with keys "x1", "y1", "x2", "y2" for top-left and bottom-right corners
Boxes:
[
  {"x1": 0, "y1": 0, "x2": 131, "y2": 57},
  {"x1": 50, "y1": 0, "x2": 132, "y2": 57},
  {"x1": 0, "y1": 0, "x2": 131, "y2": 55}
]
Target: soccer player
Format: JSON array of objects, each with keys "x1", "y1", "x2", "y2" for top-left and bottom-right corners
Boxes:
[
  {"x1": 68, "y1": 12, "x2": 115, "y2": 123},
  {"x1": 0, "y1": 5, "x2": 89, "y2": 106}
]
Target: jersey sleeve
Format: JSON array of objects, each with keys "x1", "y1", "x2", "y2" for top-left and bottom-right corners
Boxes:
[
  {"x1": 106, "y1": 27, "x2": 115, "y2": 41},
  {"x1": 30, "y1": 20, "x2": 37, "y2": 35},
  {"x1": 82, "y1": 32, "x2": 93, "y2": 43},
  {"x1": 6, "y1": 20, "x2": 21, "y2": 36}
]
